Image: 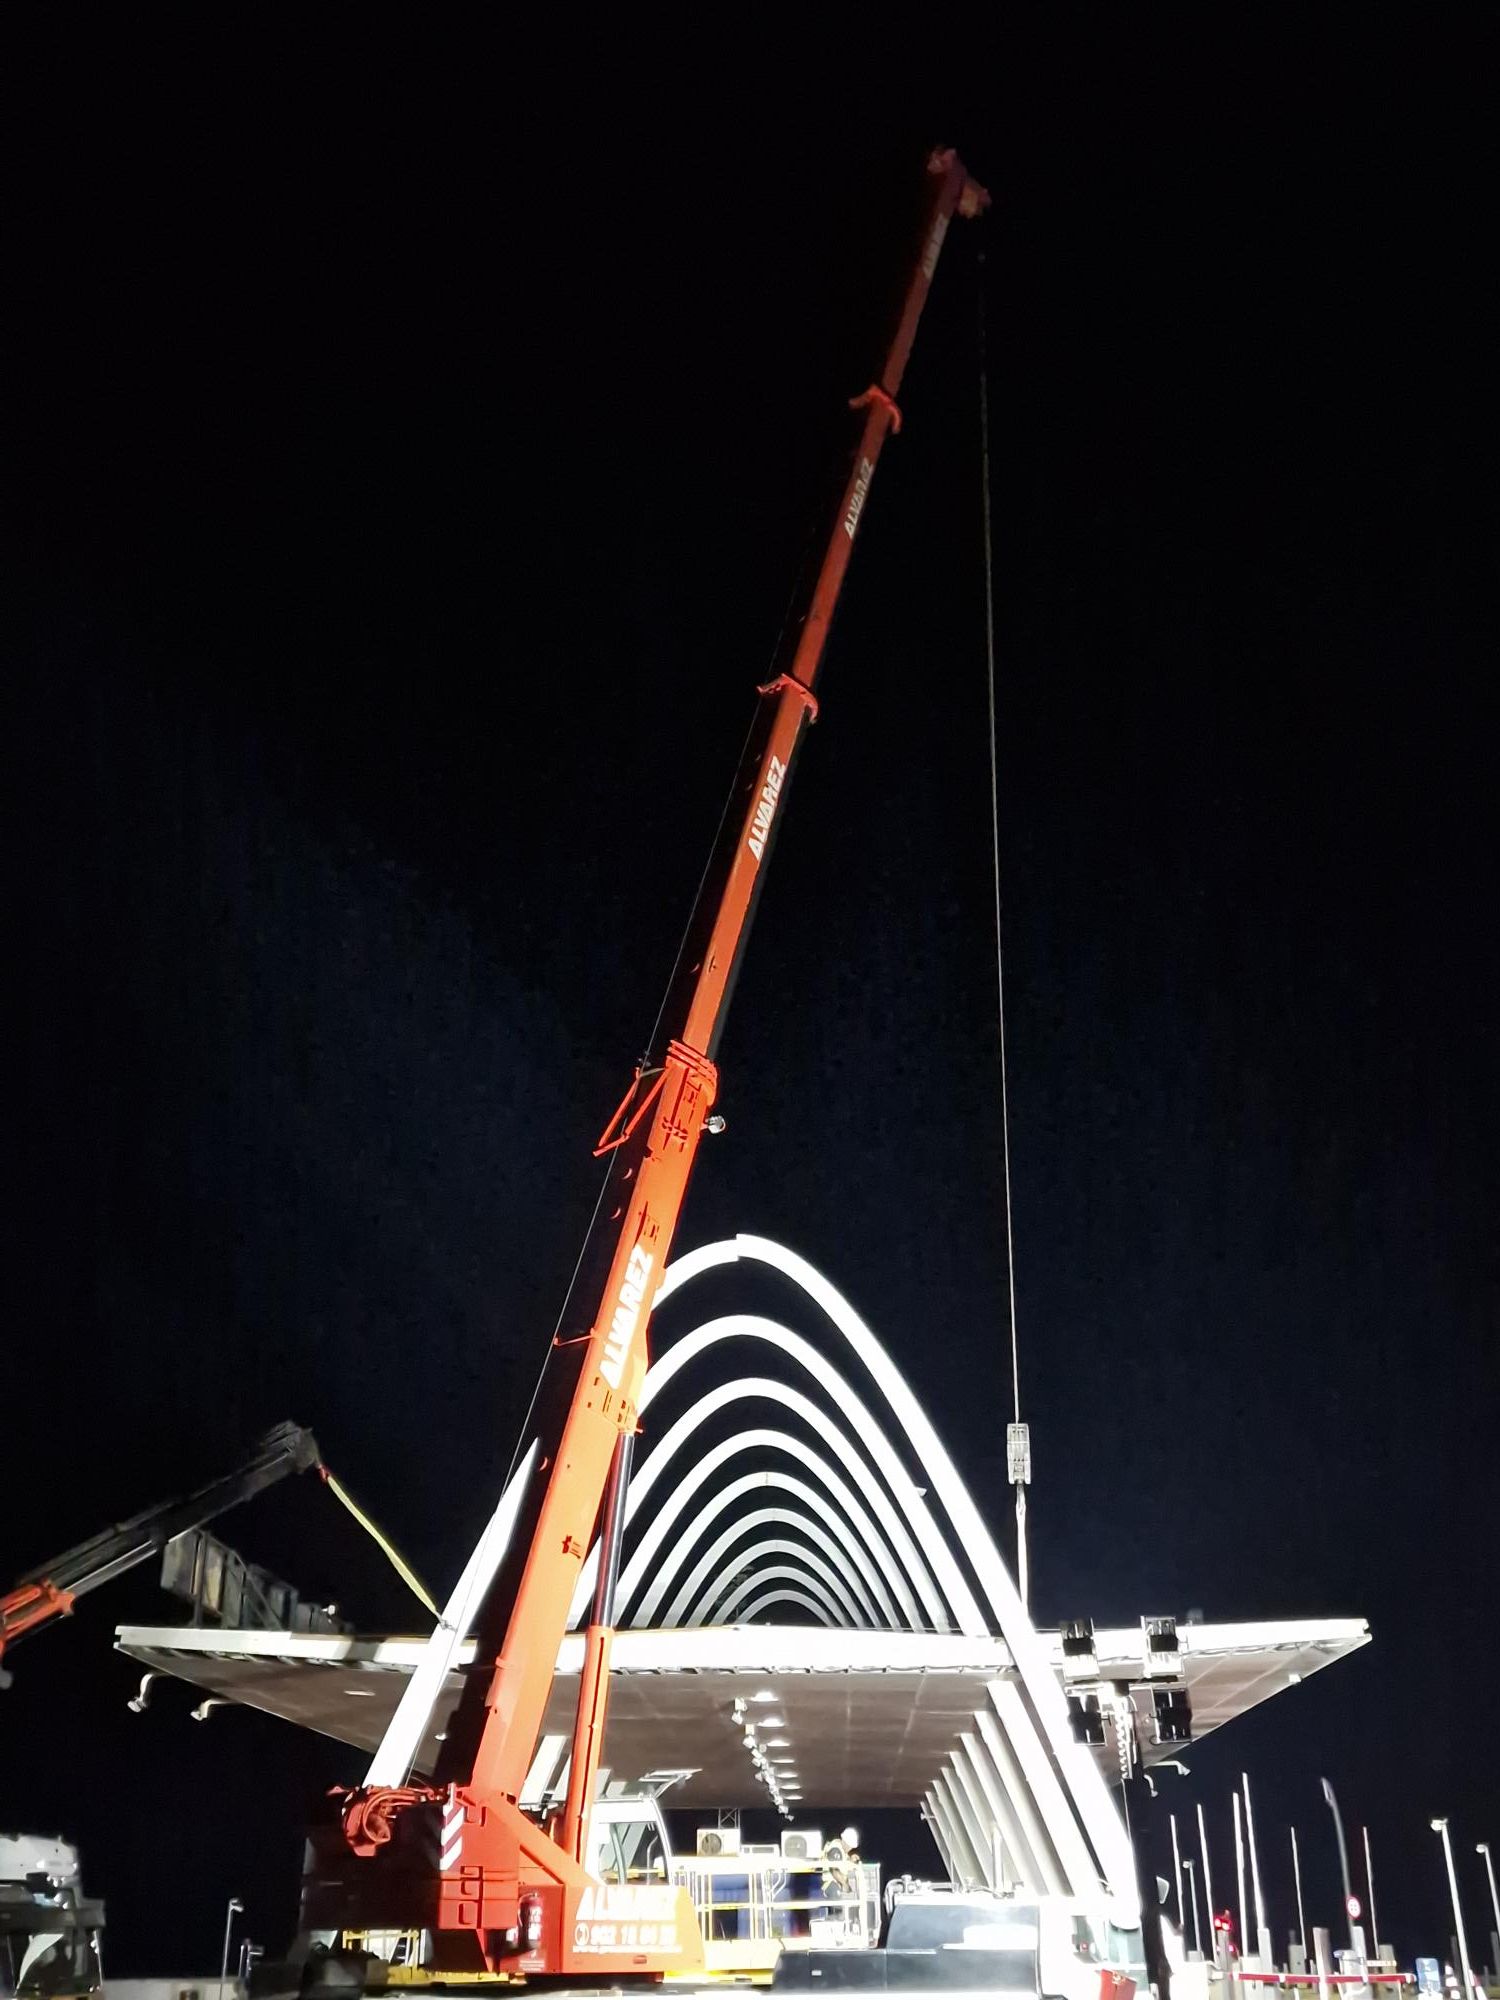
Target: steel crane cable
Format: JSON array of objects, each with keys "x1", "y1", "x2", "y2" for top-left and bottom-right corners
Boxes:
[
  {"x1": 493, "y1": 698, "x2": 759, "y2": 1495},
  {"x1": 977, "y1": 247, "x2": 1021, "y2": 1442}
]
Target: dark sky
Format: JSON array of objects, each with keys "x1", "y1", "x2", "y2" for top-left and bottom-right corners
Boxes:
[{"x1": 4, "y1": 23, "x2": 1496, "y2": 1979}]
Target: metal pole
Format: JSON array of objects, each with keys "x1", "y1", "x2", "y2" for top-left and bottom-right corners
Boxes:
[
  {"x1": 1006, "y1": 1424, "x2": 1031, "y2": 1610},
  {"x1": 1321, "y1": 1777, "x2": 1356, "y2": 1954},
  {"x1": 1015, "y1": 1485, "x2": 1028, "y2": 1608},
  {"x1": 1362, "y1": 1825, "x2": 1379, "y2": 1958},
  {"x1": 1478, "y1": 1845, "x2": 1500, "y2": 1965},
  {"x1": 1432, "y1": 1819, "x2": 1473, "y2": 1997},
  {"x1": 1184, "y1": 1857, "x2": 1202, "y2": 1955},
  {"x1": 1233, "y1": 1789, "x2": 1249, "y2": 1960},
  {"x1": 1243, "y1": 1773, "x2": 1268, "y2": 1957},
  {"x1": 1171, "y1": 1814, "x2": 1186, "y2": 1938},
  {"x1": 1292, "y1": 1826, "x2": 1308, "y2": 1957},
  {"x1": 1198, "y1": 1803, "x2": 1218, "y2": 1961},
  {"x1": 218, "y1": 1897, "x2": 243, "y2": 2000}
]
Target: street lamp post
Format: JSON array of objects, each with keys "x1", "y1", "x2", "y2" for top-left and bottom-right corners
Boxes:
[
  {"x1": 1432, "y1": 1819, "x2": 1472, "y2": 1997},
  {"x1": 1321, "y1": 1777, "x2": 1356, "y2": 1955},
  {"x1": 1243, "y1": 1773, "x2": 1269, "y2": 1961},
  {"x1": 1171, "y1": 1815, "x2": 1185, "y2": 1942},
  {"x1": 1478, "y1": 1845, "x2": 1499, "y2": 1972},
  {"x1": 1363, "y1": 1825, "x2": 1380, "y2": 1959},
  {"x1": 219, "y1": 1896, "x2": 244, "y2": 2000},
  {"x1": 1184, "y1": 1857, "x2": 1203, "y2": 1955},
  {"x1": 1291, "y1": 1825, "x2": 1308, "y2": 1960},
  {"x1": 1197, "y1": 1804, "x2": 1218, "y2": 1967}
]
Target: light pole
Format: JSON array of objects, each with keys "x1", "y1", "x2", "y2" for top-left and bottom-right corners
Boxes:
[
  {"x1": 1171, "y1": 1814, "x2": 1185, "y2": 1941},
  {"x1": 1363, "y1": 1825, "x2": 1380, "y2": 1958},
  {"x1": 1184, "y1": 1857, "x2": 1203, "y2": 1955},
  {"x1": 219, "y1": 1896, "x2": 244, "y2": 2000},
  {"x1": 1479, "y1": 1845, "x2": 1500, "y2": 1971},
  {"x1": 1321, "y1": 1777, "x2": 1356, "y2": 1955},
  {"x1": 1432, "y1": 1819, "x2": 1472, "y2": 1997},
  {"x1": 1243, "y1": 1773, "x2": 1269, "y2": 1959},
  {"x1": 1291, "y1": 1825, "x2": 1308, "y2": 1959},
  {"x1": 1197, "y1": 1803, "x2": 1218, "y2": 1965}
]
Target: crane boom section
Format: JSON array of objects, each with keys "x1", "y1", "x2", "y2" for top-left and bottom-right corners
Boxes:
[
  {"x1": 457, "y1": 146, "x2": 989, "y2": 1812},
  {"x1": 0, "y1": 1421, "x2": 319, "y2": 1669},
  {"x1": 315, "y1": 150, "x2": 989, "y2": 1982}
]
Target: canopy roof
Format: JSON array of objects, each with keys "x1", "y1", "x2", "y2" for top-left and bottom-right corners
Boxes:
[{"x1": 116, "y1": 1615, "x2": 1368, "y2": 1809}]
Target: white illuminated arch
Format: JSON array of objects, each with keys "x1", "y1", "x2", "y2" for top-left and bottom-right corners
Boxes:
[
  {"x1": 735, "y1": 1587, "x2": 834, "y2": 1626},
  {"x1": 643, "y1": 1314, "x2": 993, "y2": 1633},
  {"x1": 381, "y1": 1234, "x2": 1137, "y2": 1909},
  {"x1": 652, "y1": 1236, "x2": 1137, "y2": 1900},
  {"x1": 712, "y1": 1563, "x2": 850, "y2": 1626},
  {"x1": 572, "y1": 1419, "x2": 938, "y2": 1631},
  {"x1": 633, "y1": 1479, "x2": 887, "y2": 1628},
  {"x1": 610, "y1": 1375, "x2": 960, "y2": 1630},
  {"x1": 671, "y1": 1523, "x2": 871, "y2": 1628},
  {"x1": 615, "y1": 1451, "x2": 909, "y2": 1628}
]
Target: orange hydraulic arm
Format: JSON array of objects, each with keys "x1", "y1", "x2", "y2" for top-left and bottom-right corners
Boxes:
[{"x1": 310, "y1": 147, "x2": 988, "y2": 1981}]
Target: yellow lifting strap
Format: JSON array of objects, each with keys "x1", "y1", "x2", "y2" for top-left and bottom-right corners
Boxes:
[{"x1": 318, "y1": 1464, "x2": 439, "y2": 1618}]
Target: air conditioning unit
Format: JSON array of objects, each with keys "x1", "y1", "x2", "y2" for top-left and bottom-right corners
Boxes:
[
  {"x1": 780, "y1": 1830, "x2": 824, "y2": 1862},
  {"x1": 696, "y1": 1827, "x2": 742, "y2": 1858}
]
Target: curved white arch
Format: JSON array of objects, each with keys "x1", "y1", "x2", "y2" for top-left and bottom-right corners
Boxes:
[
  {"x1": 628, "y1": 1474, "x2": 892, "y2": 1629},
  {"x1": 574, "y1": 1426, "x2": 926, "y2": 1631},
  {"x1": 667, "y1": 1518, "x2": 874, "y2": 1629},
  {"x1": 638, "y1": 1313, "x2": 987, "y2": 1634},
  {"x1": 713, "y1": 1564, "x2": 848, "y2": 1626},
  {"x1": 735, "y1": 1587, "x2": 834, "y2": 1626},
  {"x1": 611, "y1": 1376, "x2": 956, "y2": 1631},
  {"x1": 657, "y1": 1236, "x2": 1136, "y2": 1901}
]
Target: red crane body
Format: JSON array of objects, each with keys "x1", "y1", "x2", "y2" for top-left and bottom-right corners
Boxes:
[{"x1": 303, "y1": 148, "x2": 988, "y2": 1983}]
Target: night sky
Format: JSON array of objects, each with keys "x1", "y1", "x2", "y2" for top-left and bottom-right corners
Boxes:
[{"x1": 5, "y1": 26, "x2": 1495, "y2": 1981}]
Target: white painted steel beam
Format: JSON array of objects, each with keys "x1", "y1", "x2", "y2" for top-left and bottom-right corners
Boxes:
[
  {"x1": 946, "y1": 1740, "x2": 1002, "y2": 1890},
  {"x1": 713, "y1": 1563, "x2": 850, "y2": 1627},
  {"x1": 735, "y1": 1587, "x2": 836, "y2": 1627},
  {"x1": 636, "y1": 1313, "x2": 988, "y2": 1635},
  {"x1": 932, "y1": 1769, "x2": 986, "y2": 1891},
  {"x1": 619, "y1": 1463, "x2": 905, "y2": 1628},
  {"x1": 976, "y1": 1702, "x2": 1068, "y2": 1897},
  {"x1": 665, "y1": 1513, "x2": 878, "y2": 1629},
  {"x1": 956, "y1": 1729, "x2": 1032, "y2": 1894},
  {"x1": 921, "y1": 1790, "x2": 956, "y2": 1884},
  {"x1": 684, "y1": 1532, "x2": 867, "y2": 1628},
  {"x1": 603, "y1": 1379, "x2": 953, "y2": 1631},
  {"x1": 655, "y1": 1238, "x2": 1136, "y2": 1902}
]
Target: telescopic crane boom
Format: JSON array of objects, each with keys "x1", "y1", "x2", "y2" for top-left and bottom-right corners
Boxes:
[
  {"x1": 0, "y1": 1421, "x2": 320, "y2": 1682},
  {"x1": 303, "y1": 147, "x2": 989, "y2": 1984}
]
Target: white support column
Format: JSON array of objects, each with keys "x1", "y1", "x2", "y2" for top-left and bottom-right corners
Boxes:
[
  {"x1": 930, "y1": 1773, "x2": 980, "y2": 1889},
  {"x1": 932, "y1": 1770, "x2": 986, "y2": 1890},
  {"x1": 976, "y1": 1704, "x2": 1069, "y2": 1897},
  {"x1": 947, "y1": 1745, "x2": 1001, "y2": 1889},
  {"x1": 956, "y1": 1730, "x2": 1030, "y2": 1893},
  {"x1": 989, "y1": 1680, "x2": 1103, "y2": 1897},
  {"x1": 923, "y1": 1788, "x2": 960, "y2": 1886}
]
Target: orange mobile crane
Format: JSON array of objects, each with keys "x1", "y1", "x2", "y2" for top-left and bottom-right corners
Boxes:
[{"x1": 300, "y1": 147, "x2": 989, "y2": 1986}]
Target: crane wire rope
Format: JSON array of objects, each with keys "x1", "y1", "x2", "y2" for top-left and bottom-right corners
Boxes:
[
  {"x1": 977, "y1": 247, "x2": 1030, "y2": 1606},
  {"x1": 493, "y1": 453, "x2": 840, "y2": 1547},
  {"x1": 496, "y1": 702, "x2": 761, "y2": 1501}
]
